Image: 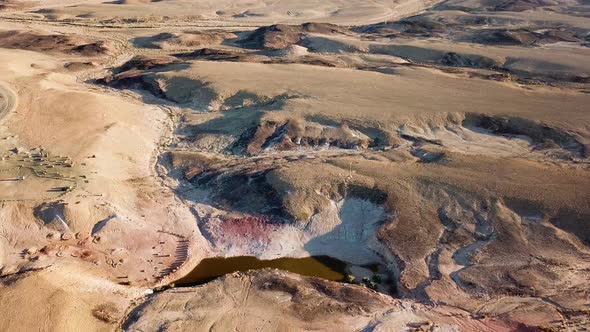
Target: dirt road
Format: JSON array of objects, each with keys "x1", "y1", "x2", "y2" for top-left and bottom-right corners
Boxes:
[{"x1": 0, "y1": 83, "x2": 16, "y2": 123}]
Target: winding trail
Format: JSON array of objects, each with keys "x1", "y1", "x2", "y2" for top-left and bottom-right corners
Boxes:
[{"x1": 0, "y1": 82, "x2": 16, "y2": 123}]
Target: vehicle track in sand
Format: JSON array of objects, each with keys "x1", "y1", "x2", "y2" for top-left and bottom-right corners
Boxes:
[{"x1": 0, "y1": 82, "x2": 16, "y2": 124}]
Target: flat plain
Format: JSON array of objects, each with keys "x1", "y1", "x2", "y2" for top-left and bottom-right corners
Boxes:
[{"x1": 0, "y1": 0, "x2": 588, "y2": 330}]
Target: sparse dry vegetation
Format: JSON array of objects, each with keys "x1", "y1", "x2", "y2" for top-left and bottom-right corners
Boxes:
[{"x1": 92, "y1": 302, "x2": 120, "y2": 324}]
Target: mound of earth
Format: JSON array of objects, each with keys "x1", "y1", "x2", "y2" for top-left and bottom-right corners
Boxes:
[
  {"x1": 0, "y1": 31, "x2": 113, "y2": 56},
  {"x1": 0, "y1": 0, "x2": 34, "y2": 10},
  {"x1": 135, "y1": 31, "x2": 236, "y2": 49},
  {"x1": 0, "y1": 265, "x2": 140, "y2": 332},
  {"x1": 64, "y1": 61, "x2": 98, "y2": 71},
  {"x1": 111, "y1": 0, "x2": 152, "y2": 4},
  {"x1": 0, "y1": 0, "x2": 589, "y2": 330},
  {"x1": 494, "y1": 0, "x2": 560, "y2": 11},
  {"x1": 115, "y1": 55, "x2": 183, "y2": 73},
  {"x1": 174, "y1": 47, "x2": 267, "y2": 62},
  {"x1": 239, "y1": 23, "x2": 349, "y2": 50},
  {"x1": 123, "y1": 269, "x2": 561, "y2": 331},
  {"x1": 472, "y1": 28, "x2": 584, "y2": 46}
]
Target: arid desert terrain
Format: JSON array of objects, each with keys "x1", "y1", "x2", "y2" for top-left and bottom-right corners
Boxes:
[{"x1": 0, "y1": 0, "x2": 589, "y2": 330}]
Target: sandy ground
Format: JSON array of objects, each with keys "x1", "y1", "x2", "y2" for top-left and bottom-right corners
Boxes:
[
  {"x1": 0, "y1": 263, "x2": 149, "y2": 331},
  {"x1": 143, "y1": 61, "x2": 590, "y2": 124},
  {"x1": 0, "y1": 47, "x2": 205, "y2": 330},
  {"x1": 0, "y1": 0, "x2": 588, "y2": 331},
  {"x1": 3, "y1": 0, "x2": 441, "y2": 25},
  {"x1": 124, "y1": 269, "x2": 521, "y2": 332},
  {"x1": 0, "y1": 82, "x2": 16, "y2": 123}
]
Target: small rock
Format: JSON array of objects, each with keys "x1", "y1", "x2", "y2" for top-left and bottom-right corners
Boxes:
[
  {"x1": 60, "y1": 233, "x2": 72, "y2": 241},
  {"x1": 10, "y1": 147, "x2": 24, "y2": 154}
]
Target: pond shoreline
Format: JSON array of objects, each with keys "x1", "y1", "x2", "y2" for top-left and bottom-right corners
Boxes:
[{"x1": 173, "y1": 255, "x2": 391, "y2": 292}]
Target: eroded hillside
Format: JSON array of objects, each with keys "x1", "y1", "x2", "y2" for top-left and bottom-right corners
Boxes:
[{"x1": 0, "y1": 0, "x2": 588, "y2": 330}]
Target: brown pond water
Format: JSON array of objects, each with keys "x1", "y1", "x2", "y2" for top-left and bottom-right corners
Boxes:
[{"x1": 175, "y1": 255, "x2": 380, "y2": 286}]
